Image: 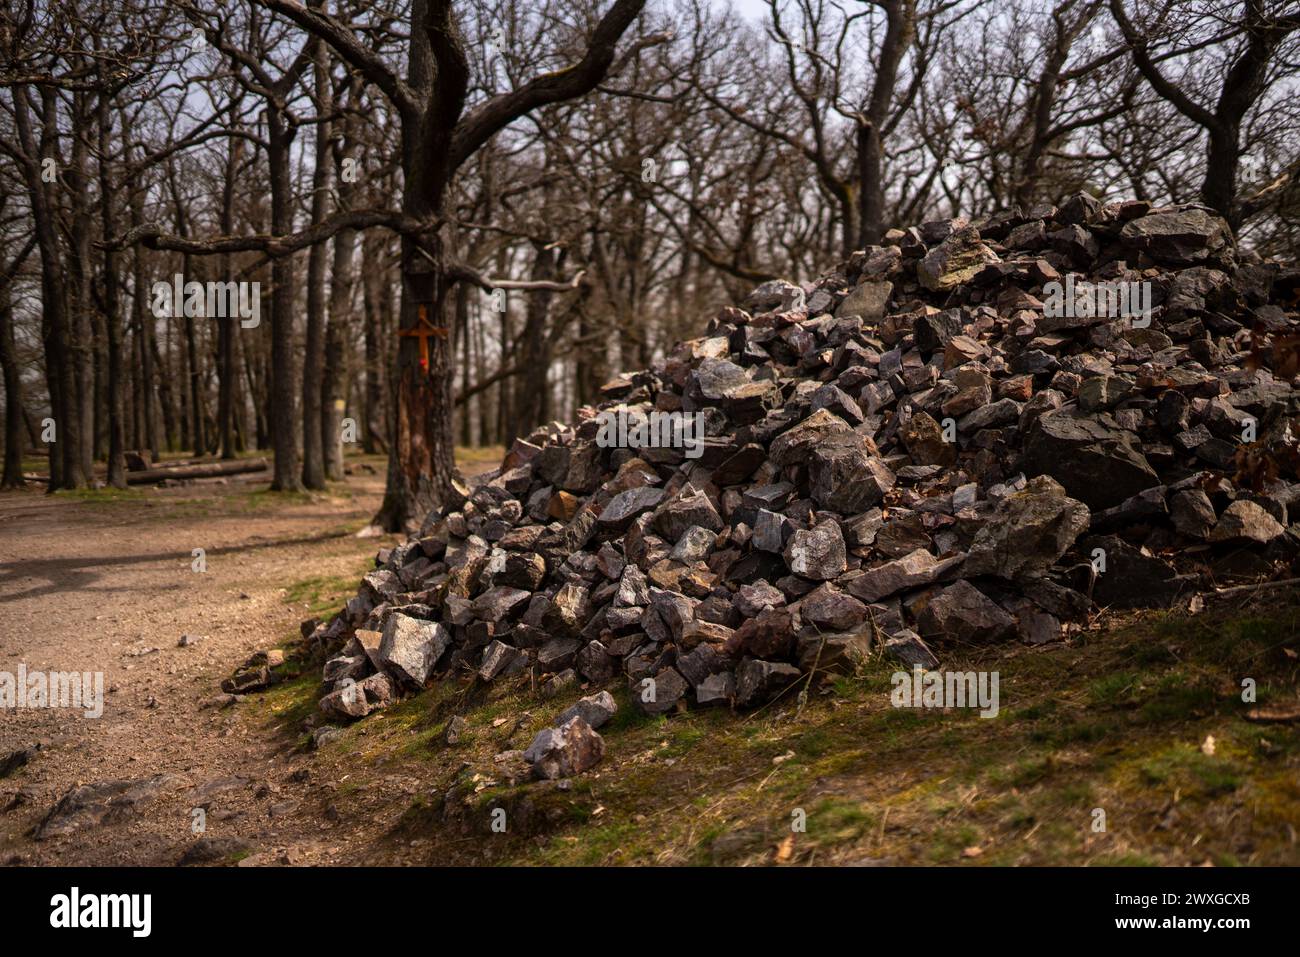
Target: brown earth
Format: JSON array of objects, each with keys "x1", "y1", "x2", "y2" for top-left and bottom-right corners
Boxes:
[{"x1": 0, "y1": 454, "x2": 495, "y2": 866}]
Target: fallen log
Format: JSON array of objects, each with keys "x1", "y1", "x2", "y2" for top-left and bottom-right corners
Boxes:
[{"x1": 125, "y1": 457, "x2": 269, "y2": 485}]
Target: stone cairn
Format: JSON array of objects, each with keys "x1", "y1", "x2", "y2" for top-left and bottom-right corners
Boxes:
[{"x1": 231, "y1": 194, "x2": 1300, "y2": 779}]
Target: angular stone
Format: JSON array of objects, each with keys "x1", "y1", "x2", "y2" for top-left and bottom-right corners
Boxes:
[
  {"x1": 378, "y1": 613, "x2": 449, "y2": 688},
  {"x1": 670, "y1": 525, "x2": 717, "y2": 564},
  {"x1": 1170, "y1": 488, "x2": 1217, "y2": 539},
  {"x1": 783, "y1": 520, "x2": 847, "y2": 580},
  {"x1": 695, "y1": 671, "x2": 736, "y2": 707},
  {"x1": 479, "y1": 640, "x2": 522, "y2": 681},
  {"x1": 836, "y1": 280, "x2": 892, "y2": 321},
  {"x1": 1021, "y1": 413, "x2": 1160, "y2": 510},
  {"x1": 473, "y1": 586, "x2": 532, "y2": 623},
  {"x1": 964, "y1": 476, "x2": 1090, "y2": 580},
  {"x1": 753, "y1": 509, "x2": 792, "y2": 553},
  {"x1": 798, "y1": 584, "x2": 868, "y2": 632},
  {"x1": 735, "y1": 659, "x2": 802, "y2": 708},
  {"x1": 524, "y1": 716, "x2": 605, "y2": 780},
  {"x1": 734, "y1": 581, "x2": 786, "y2": 617},
  {"x1": 769, "y1": 409, "x2": 856, "y2": 467},
  {"x1": 796, "y1": 630, "x2": 871, "y2": 675},
  {"x1": 712, "y1": 443, "x2": 766, "y2": 486},
  {"x1": 633, "y1": 667, "x2": 689, "y2": 715},
  {"x1": 918, "y1": 229, "x2": 1000, "y2": 291},
  {"x1": 915, "y1": 580, "x2": 1016, "y2": 643},
  {"x1": 899, "y1": 411, "x2": 956, "y2": 467},
  {"x1": 1210, "y1": 500, "x2": 1284, "y2": 544},
  {"x1": 729, "y1": 607, "x2": 795, "y2": 659},
  {"x1": 319, "y1": 680, "x2": 371, "y2": 720},
  {"x1": 882, "y1": 630, "x2": 939, "y2": 669},
  {"x1": 599, "y1": 485, "x2": 665, "y2": 530},
  {"x1": 495, "y1": 552, "x2": 547, "y2": 591},
  {"x1": 576, "y1": 640, "x2": 619, "y2": 684},
  {"x1": 653, "y1": 486, "x2": 722, "y2": 541},
  {"x1": 809, "y1": 437, "x2": 895, "y2": 513},
  {"x1": 1087, "y1": 535, "x2": 1183, "y2": 608},
  {"x1": 537, "y1": 636, "x2": 583, "y2": 672},
  {"x1": 1119, "y1": 207, "x2": 1233, "y2": 264},
  {"x1": 843, "y1": 548, "x2": 946, "y2": 602},
  {"x1": 558, "y1": 690, "x2": 618, "y2": 730}
]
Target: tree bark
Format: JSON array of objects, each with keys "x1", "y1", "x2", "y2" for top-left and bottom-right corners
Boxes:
[{"x1": 0, "y1": 280, "x2": 24, "y2": 489}]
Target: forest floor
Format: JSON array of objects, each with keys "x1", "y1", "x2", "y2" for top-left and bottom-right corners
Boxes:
[{"x1": 2, "y1": 450, "x2": 1299, "y2": 867}]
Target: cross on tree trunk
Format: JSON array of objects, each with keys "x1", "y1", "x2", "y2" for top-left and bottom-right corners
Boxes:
[{"x1": 398, "y1": 305, "x2": 447, "y2": 374}]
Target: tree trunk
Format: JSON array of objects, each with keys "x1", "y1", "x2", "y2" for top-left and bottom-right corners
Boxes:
[
  {"x1": 301, "y1": 47, "x2": 331, "y2": 490},
  {"x1": 361, "y1": 231, "x2": 385, "y2": 454},
  {"x1": 374, "y1": 225, "x2": 455, "y2": 532},
  {"x1": 512, "y1": 241, "x2": 556, "y2": 441},
  {"x1": 0, "y1": 281, "x2": 24, "y2": 489},
  {"x1": 323, "y1": 223, "x2": 354, "y2": 481},
  {"x1": 98, "y1": 89, "x2": 126, "y2": 488},
  {"x1": 267, "y1": 114, "x2": 302, "y2": 491},
  {"x1": 14, "y1": 85, "x2": 84, "y2": 490}
]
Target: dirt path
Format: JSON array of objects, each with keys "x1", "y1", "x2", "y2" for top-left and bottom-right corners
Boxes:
[{"x1": 0, "y1": 465, "x2": 413, "y2": 866}]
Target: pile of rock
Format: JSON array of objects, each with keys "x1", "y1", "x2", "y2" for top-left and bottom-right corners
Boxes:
[{"x1": 300, "y1": 196, "x2": 1299, "y2": 776}]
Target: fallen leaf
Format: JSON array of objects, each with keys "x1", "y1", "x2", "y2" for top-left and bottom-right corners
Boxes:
[{"x1": 775, "y1": 835, "x2": 794, "y2": 863}]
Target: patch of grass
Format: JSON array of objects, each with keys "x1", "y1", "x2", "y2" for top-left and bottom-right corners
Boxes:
[
  {"x1": 284, "y1": 562, "x2": 374, "y2": 621},
  {"x1": 1136, "y1": 743, "x2": 1242, "y2": 798},
  {"x1": 1088, "y1": 671, "x2": 1140, "y2": 707},
  {"x1": 257, "y1": 593, "x2": 1300, "y2": 866}
]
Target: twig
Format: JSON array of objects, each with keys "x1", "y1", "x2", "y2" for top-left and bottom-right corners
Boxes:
[{"x1": 1213, "y1": 577, "x2": 1300, "y2": 598}]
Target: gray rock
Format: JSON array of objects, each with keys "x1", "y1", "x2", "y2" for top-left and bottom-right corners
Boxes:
[
  {"x1": 797, "y1": 584, "x2": 868, "y2": 632},
  {"x1": 844, "y1": 548, "x2": 952, "y2": 602},
  {"x1": 524, "y1": 716, "x2": 605, "y2": 780},
  {"x1": 633, "y1": 667, "x2": 689, "y2": 715},
  {"x1": 599, "y1": 485, "x2": 665, "y2": 530},
  {"x1": 1210, "y1": 500, "x2": 1284, "y2": 544},
  {"x1": 653, "y1": 485, "x2": 723, "y2": 541},
  {"x1": 479, "y1": 640, "x2": 522, "y2": 681},
  {"x1": 1021, "y1": 413, "x2": 1160, "y2": 510},
  {"x1": 964, "y1": 475, "x2": 1090, "y2": 580},
  {"x1": 836, "y1": 280, "x2": 892, "y2": 321},
  {"x1": 734, "y1": 581, "x2": 786, "y2": 617},
  {"x1": 882, "y1": 630, "x2": 940, "y2": 669},
  {"x1": 1119, "y1": 206, "x2": 1233, "y2": 264},
  {"x1": 378, "y1": 612, "x2": 449, "y2": 688},
  {"x1": 735, "y1": 659, "x2": 802, "y2": 707},
  {"x1": 1170, "y1": 488, "x2": 1217, "y2": 539},
  {"x1": 558, "y1": 690, "x2": 618, "y2": 730},
  {"x1": 473, "y1": 586, "x2": 532, "y2": 623},
  {"x1": 695, "y1": 671, "x2": 736, "y2": 706},
  {"x1": 915, "y1": 580, "x2": 1016, "y2": 643},
  {"x1": 784, "y1": 519, "x2": 847, "y2": 580},
  {"x1": 809, "y1": 438, "x2": 895, "y2": 512}
]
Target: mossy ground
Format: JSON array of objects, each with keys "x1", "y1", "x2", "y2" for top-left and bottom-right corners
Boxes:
[{"x1": 253, "y1": 578, "x2": 1300, "y2": 866}]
